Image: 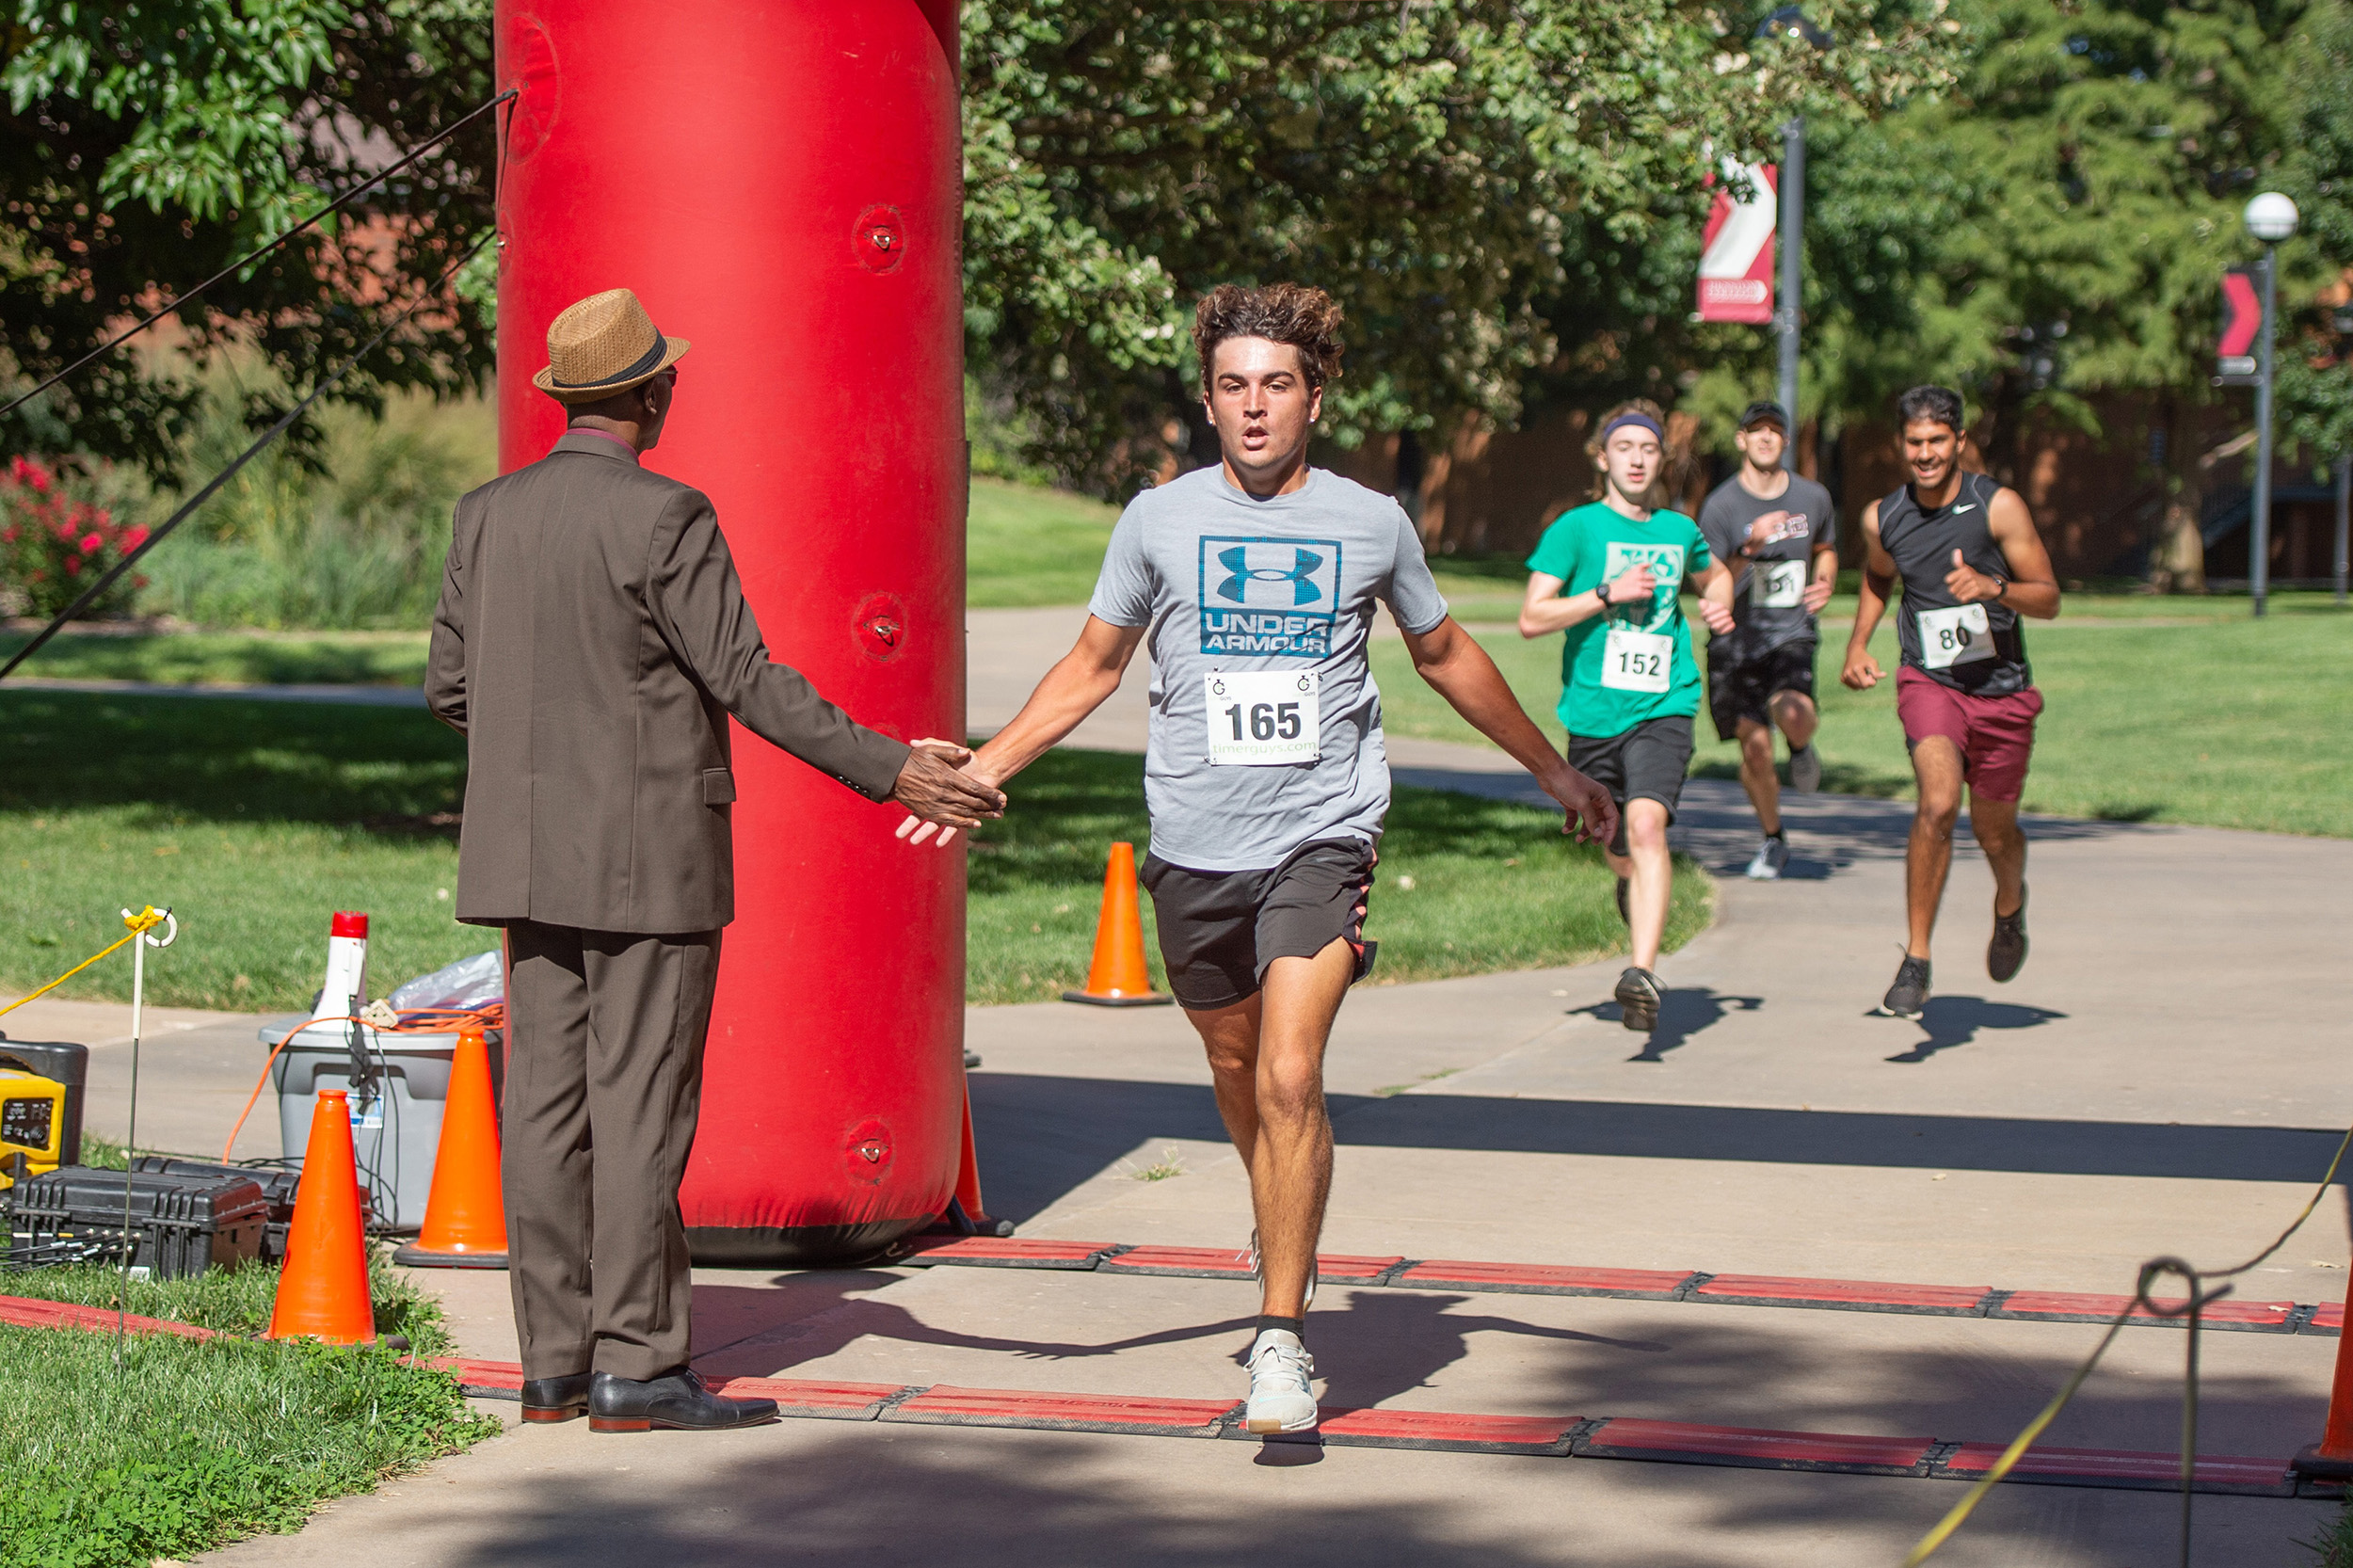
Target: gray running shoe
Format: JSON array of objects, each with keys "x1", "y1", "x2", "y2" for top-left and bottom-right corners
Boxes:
[
  {"x1": 1988, "y1": 886, "x2": 2028, "y2": 983},
  {"x1": 1615, "y1": 966, "x2": 1662, "y2": 1032},
  {"x1": 1614, "y1": 876, "x2": 1629, "y2": 924},
  {"x1": 1879, "y1": 955, "x2": 1931, "y2": 1018},
  {"x1": 1745, "y1": 837, "x2": 1789, "y2": 880},
  {"x1": 1788, "y1": 744, "x2": 1822, "y2": 792}
]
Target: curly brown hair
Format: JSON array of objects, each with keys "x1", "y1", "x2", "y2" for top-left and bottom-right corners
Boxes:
[{"x1": 1193, "y1": 282, "x2": 1345, "y2": 392}]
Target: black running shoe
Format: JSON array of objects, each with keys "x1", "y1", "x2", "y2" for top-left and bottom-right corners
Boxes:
[
  {"x1": 1988, "y1": 887, "x2": 2028, "y2": 983},
  {"x1": 1614, "y1": 876, "x2": 1630, "y2": 925},
  {"x1": 1879, "y1": 955, "x2": 1930, "y2": 1018},
  {"x1": 1788, "y1": 743, "x2": 1822, "y2": 793},
  {"x1": 1615, "y1": 966, "x2": 1662, "y2": 1032}
]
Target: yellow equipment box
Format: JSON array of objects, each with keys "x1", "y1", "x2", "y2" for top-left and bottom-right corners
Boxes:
[
  {"x1": 0, "y1": 1068, "x2": 70, "y2": 1189},
  {"x1": 0, "y1": 1039, "x2": 87, "y2": 1192}
]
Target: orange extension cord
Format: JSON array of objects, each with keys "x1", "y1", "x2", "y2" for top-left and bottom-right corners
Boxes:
[{"x1": 221, "y1": 1003, "x2": 506, "y2": 1164}]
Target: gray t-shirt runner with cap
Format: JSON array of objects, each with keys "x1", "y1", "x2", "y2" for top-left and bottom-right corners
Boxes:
[
  {"x1": 1695, "y1": 472, "x2": 1837, "y2": 660},
  {"x1": 1086, "y1": 464, "x2": 1449, "y2": 872}
]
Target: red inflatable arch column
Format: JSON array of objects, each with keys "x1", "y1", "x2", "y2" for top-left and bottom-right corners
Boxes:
[{"x1": 493, "y1": 1, "x2": 969, "y2": 1262}]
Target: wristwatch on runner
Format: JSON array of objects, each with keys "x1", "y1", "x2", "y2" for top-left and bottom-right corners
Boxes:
[{"x1": 1990, "y1": 574, "x2": 2009, "y2": 600}]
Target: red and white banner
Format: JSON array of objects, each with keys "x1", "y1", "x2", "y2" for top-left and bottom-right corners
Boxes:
[{"x1": 1697, "y1": 162, "x2": 1777, "y2": 324}]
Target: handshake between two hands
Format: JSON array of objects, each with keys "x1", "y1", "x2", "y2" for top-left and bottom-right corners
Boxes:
[{"x1": 890, "y1": 740, "x2": 1006, "y2": 849}]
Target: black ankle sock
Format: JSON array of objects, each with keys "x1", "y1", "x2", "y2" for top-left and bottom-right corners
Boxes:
[
  {"x1": 1766, "y1": 827, "x2": 1785, "y2": 840},
  {"x1": 1256, "y1": 1314, "x2": 1305, "y2": 1339}
]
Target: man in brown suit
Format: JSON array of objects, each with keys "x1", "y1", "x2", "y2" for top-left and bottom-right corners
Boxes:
[{"x1": 425, "y1": 288, "x2": 1002, "y2": 1432}]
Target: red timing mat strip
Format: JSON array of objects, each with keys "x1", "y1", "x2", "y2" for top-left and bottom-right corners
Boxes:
[
  {"x1": 0, "y1": 1296, "x2": 2309, "y2": 1498},
  {"x1": 904, "y1": 1239, "x2": 2346, "y2": 1336}
]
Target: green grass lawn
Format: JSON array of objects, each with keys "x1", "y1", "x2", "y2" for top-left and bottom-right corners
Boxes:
[
  {"x1": 0, "y1": 629, "x2": 429, "y2": 686},
  {"x1": 0, "y1": 1257, "x2": 494, "y2": 1568},
  {"x1": 968, "y1": 476, "x2": 1123, "y2": 608},
  {"x1": 1369, "y1": 594, "x2": 2353, "y2": 838},
  {"x1": 966, "y1": 748, "x2": 1708, "y2": 1005},
  {"x1": 0, "y1": 691, "x2": 1699, "y2": 1010}
]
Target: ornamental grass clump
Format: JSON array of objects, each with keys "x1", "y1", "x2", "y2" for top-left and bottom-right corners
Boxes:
[{"x1": 0, "y1": 457, "x2": 148, "y2": 620}]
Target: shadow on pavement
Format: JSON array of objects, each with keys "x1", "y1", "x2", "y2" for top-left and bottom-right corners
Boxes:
[
  {"x1": 969, "y1": 1073, "x2": 2350, "y2": 1225},
  {"x1": 1568, "y1": 986, "x2": 1765, "y2": 1062},
  {"x1": 426, "y1": 1317, "x2": 2324, "y2": 1568},
  {"x1": 1881, "y1": 997, "x2": 2068, "y2": 1064}
]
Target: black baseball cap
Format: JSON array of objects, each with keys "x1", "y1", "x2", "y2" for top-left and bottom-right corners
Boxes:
[{"x1": 1738, "y1": 400, "x2": 1789, "y2": 431}]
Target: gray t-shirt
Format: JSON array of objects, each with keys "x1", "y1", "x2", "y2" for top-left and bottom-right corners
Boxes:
[
  {"x1": 1695, "y1": 472, "x2": 1837, "y2": 658},
  {"x1": 1087, "y1": 464, "x2": 1449, "y2": 872}
]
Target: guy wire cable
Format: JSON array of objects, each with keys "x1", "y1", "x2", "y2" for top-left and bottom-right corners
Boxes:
[
  {"x1": 0, "y1": 88, "x2": 516, "y2": 423},
  {"x1": 1905, "y1": 1118, "x2": 2353, "y2": 1566},
  {"x1": 0, "y1": 223, "x2": 498, "y2": 683}
]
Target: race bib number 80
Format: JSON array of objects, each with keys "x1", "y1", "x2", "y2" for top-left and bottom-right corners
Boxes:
[
  {"x1": 1205, "y1": 670, "x2": 1321, "y2": 765},
  {"x1": 1600, "y1": 628, "x2": 1673, "y2": 693},
  {"x1": 1915, "y1": 602, "x2": 1995, "y2": 670}
]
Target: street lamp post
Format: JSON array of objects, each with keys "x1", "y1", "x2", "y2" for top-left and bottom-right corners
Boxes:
[
  {"x1": 1758, "y1": 7, "x2": 1829, "y2": 472},
  {"x1": 1777, "y1": 118, "x2": 1803, "y2": 470},
  {"x1": 2244, "y1": 191, "x2": 2298, "y2": 617}
]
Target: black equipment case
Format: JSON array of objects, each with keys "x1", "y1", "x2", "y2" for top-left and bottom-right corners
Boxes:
[{"x1": 6, "y1": 1164, "x2": 270, "y2": 1278}]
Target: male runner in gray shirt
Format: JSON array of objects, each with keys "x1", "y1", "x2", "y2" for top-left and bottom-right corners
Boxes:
[
  {"x1": 1693, "y1": 400, "x2": 1837, "y2": 879},
  {"x1": 921, "y1": 282, "x2": 1614, "y2": 1437}
]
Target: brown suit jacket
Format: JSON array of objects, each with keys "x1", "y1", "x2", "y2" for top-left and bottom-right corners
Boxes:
[{"x1": 425, "y1": 431, "x2": 912, "y2": 933}]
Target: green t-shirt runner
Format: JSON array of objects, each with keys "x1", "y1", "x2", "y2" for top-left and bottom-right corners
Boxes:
[{"x1": 1524, "y1": 502, "x2": 1712, "y2": 738}]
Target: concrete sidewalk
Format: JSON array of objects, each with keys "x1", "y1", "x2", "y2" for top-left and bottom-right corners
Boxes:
[{"x1": 89, "y1": 601, "x2": 2341, "y2": 1565}]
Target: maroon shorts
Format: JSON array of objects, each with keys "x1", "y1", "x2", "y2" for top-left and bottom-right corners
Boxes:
[{"x1": 1895, "y1": 666, "x2": 2044, "y2": 803}]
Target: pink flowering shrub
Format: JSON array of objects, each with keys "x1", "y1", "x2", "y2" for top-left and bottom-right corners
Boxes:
[{"x1": 0, "y1": 457, "x2": 150, "y2": 619}]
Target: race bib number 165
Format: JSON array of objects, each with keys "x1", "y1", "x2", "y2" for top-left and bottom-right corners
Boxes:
[{"x1": 1205, "y1": 671, "x2": 1321, "y2": 765}]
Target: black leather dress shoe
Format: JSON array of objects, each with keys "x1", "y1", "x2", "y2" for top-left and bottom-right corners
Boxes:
[
  {"x1": 521, "y1": 1372, "x2": 592, "y2": 1424},
  {"x1": 588, "y1": 1368, "x2": 779, "y2": 1433}
]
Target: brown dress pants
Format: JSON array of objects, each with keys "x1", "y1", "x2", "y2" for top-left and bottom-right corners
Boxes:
[{"x1": 503, "y1": 920, "x2": 720, "y2": 1382}]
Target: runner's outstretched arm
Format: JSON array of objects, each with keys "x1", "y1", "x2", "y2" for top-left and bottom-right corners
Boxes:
[
  {"x1": 1399, "y1": 616, "x2": 1620, "y2": 847},
  {"x1": 895, "y1": 616, "x2": 1150, "y2": 847},
  {"x1": 1842, "y1": 502, "x2": 1897, "y2": 690}
]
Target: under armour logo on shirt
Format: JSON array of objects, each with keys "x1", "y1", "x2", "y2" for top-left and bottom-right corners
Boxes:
[{"x1": 1218, "y1": 546, "x2": 1326, "y2": 607}]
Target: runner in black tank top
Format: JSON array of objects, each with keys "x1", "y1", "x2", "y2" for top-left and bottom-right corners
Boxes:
[
  {"x1": 1841, "y1": 387, "x2": 2061, "y2": 1022},
  {"x1": 1876, "y1": 471, "x2": 2032, "y2": 696}
]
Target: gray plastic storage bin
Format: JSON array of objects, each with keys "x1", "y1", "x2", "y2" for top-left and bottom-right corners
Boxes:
[{"x1": 264, "y1": 1017, "x2": 503, "y2": 1232}]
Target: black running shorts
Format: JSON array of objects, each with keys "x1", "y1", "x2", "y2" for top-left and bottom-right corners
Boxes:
[
  {"x1": 1705, "y1": 639, "x2": 1818, "y2": 743},
  {"x1": 1139, "y1": 838, "x2": 1377, "y2": 1011},
  {"x1": 1566, "y1": 715, "x2": 1694, "y2": 856}
]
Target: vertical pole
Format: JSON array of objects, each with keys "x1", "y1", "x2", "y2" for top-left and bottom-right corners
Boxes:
[
  {"x1": 115, "y1": 922, "x2": 145, "y2": 1360},
  {"x1": 2251, "y1": 247, "x2": 2279, "y2": 617},
  {"x1": 1777, "y1": 118, "x2": 1804, "y2": 471},
  {"x1": 2333, "y1": 454, "x2": 2348, "y2": 607}
]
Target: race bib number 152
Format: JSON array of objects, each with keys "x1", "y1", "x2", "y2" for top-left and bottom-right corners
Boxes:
[{"x1": 1205, "y1": 670, "x2": 1321, "y2": 765}]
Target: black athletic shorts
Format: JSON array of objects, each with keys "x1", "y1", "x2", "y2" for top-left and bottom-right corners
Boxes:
[
  {"x1": 1705, "y1": 639, "x2": 1818, "y2": 743},
  {"x1": 1138, "y1": 838, "x2": 1377, "y2": 1011},
  {"x1": 1566, "y1": 715, "x2": 1694, "y2": 856}
]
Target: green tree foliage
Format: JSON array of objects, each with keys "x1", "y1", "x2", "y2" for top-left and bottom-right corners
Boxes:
[
  {"x1": 0, "y1": 0, "x2": 498, "y2": 480},
  {"x1": 962, "y1": 0, "x2": 1957, "y2": 494},
  {"x1": 2278, "y1": 0, "x2": 2353, "y2": 460},
  {"x1": 1694, "y1": 0, "x2": 2350, "y2": 479}
]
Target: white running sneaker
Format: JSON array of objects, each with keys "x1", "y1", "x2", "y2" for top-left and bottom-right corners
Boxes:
[
  {"x1": 1745, "y1": 837, "x2": 1789, "y2": 880},
  {"x1": 1241, "y1": 1228, "x2": 1315, "y2": 1308},
  {"x1": 1244, "y1": 1330, "x2": 1320, "y2": 1433}
]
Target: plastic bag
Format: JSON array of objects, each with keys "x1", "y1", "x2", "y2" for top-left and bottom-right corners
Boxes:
[{"x1": 388, "y1": 949, "x2": 504, "y2": 1012}]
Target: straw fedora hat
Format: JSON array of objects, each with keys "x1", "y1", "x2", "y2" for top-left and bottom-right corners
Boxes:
[{"x1": 533, "y1": 288, "x2": 690, "y2": 403}]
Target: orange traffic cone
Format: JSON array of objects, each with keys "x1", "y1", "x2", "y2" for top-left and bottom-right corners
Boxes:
[
  {"x1": 267, "y1": 1089, "x2": 377, "y2": 1344},
  {"x1": 1061, "y1": 841, "x2": 1171, "y2": 1007},
  {"x1": 392, "y1": 1027, "x2": 509, "y2": 1269},
  {"x1": 2296, "y1": 1265, "x2": 2353, "y2": 1480}
]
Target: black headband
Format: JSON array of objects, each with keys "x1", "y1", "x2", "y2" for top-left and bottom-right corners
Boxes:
[{"x1": 1601, "y1": 412, "x2": 1664, "y2": 444}]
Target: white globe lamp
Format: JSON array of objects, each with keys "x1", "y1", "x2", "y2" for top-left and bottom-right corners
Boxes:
[{"x1": 2245, "y1": 192, "x2": 2300, "y2": 244}]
